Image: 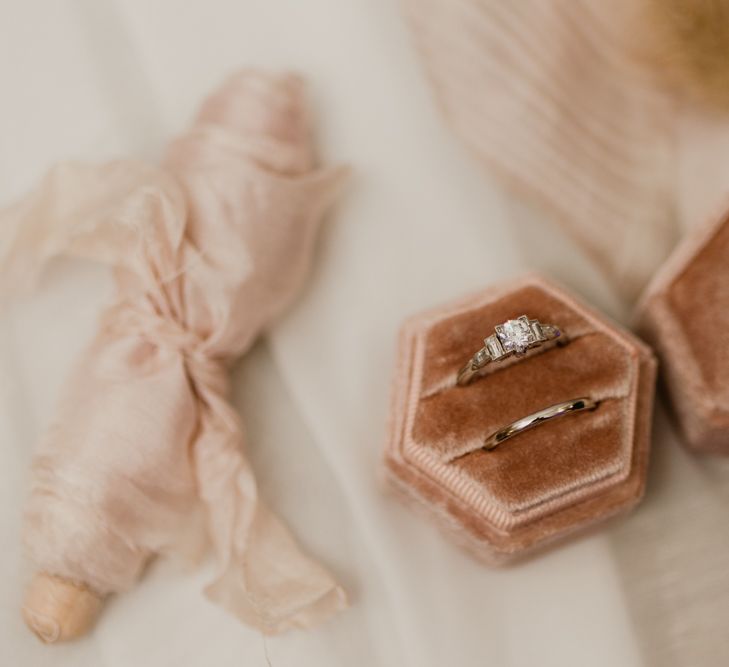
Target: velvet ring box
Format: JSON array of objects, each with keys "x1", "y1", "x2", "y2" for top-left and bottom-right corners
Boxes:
[
  {"x1": 384, "y1": 275, "x2": 656, "y2": 563},
  {"x1": 638, "y1": 207, "x2": 729, "y2": 455}
]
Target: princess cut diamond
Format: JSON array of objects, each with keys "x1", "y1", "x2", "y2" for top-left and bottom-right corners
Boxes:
[{"x1": 495, "y1": 315, "x2": 535, "y2": 355}]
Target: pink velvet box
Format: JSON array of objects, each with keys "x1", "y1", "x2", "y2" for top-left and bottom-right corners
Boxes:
[
  {"x1": 638, "y1": 207, "x2": 729, "y2": 455},
  {"x1": 383, "y1": 275, "x2": 656, "y2": 563}
]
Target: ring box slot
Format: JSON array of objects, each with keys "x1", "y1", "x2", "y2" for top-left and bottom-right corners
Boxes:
[{"x1": 384, "y1": 275, "x2": 656, "y2": 563}]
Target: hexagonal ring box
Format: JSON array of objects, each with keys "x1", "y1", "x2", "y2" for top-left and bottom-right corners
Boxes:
[{"x1": 384, "y1": 275, "x2": 656, "y2": 563}]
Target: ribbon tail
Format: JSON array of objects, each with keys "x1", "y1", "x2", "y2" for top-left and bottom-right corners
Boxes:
[
  {"x1": 193, "y1": 409, "x2": 347, "y2": 634},
  {"x1": 0, "y1": 160, "x2": 186, "y2": 295}
]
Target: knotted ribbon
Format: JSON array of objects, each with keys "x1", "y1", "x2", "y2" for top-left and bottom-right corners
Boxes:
[{"x1": 3, "y1": 70, "x2": 348, "y2": 633}]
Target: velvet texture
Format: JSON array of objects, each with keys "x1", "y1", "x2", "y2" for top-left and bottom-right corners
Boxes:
[
  {"x1": 384, "y1": 276, "x2": 656, "y2": 562},
  {"x1": 638, "y1": 207, "x2": 729, "y2": 455},
  {"x1": 2, "y1": 71, "x2": 348, "y2": 633}
]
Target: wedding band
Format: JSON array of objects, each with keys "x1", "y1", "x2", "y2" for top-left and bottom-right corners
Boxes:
[
  {"x1": 482, "y1": 397, "x2": 598, "y2": 452},
  {"x1": 456, "y1": 315, "x2": 563, "y2": 386}
]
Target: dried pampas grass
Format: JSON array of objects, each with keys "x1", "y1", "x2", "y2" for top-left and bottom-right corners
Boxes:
[{"x1": 638, "y1": 0, "x2": 729, "y2": 111}]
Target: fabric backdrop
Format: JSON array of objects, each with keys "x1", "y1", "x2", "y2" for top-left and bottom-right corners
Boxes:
[{"x1": 2, "y1": 1, "x2": 729, "y2": 665}]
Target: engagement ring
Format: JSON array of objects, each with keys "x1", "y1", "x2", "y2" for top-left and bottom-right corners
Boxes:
[{"x1": 456, "y1": 315, "x2": 563, "y2": 386}]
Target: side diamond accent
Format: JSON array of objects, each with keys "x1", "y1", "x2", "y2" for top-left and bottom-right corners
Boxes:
[{"x1": 485, "y1": 334, "x2": 504, "y2": 359}]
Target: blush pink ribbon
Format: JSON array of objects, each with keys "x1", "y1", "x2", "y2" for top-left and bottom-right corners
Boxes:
[{"x1": 2, "y1": 70, "x2": 348, "y2": 633}]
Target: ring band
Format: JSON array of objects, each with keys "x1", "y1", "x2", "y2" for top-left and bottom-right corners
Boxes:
[
  {"x1": 448, "y1": 397, "x2": 599, "y2": 461},
  {"x1": 457, "y1": 315, "x2": 563, "y2": 386},
  {"x1": 482, "y1": 397, "x2": 598, "y2": 452}
]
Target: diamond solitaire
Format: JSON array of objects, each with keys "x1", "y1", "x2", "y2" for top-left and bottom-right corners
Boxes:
[
  {"x1": 496, "y1": 317, "x2": 535, "y2": 354},
  {"x1": 456, "y1": 315, "x2": 563, "y2": 386}
]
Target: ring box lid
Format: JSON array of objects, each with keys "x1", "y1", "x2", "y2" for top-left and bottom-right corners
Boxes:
[{"x1": 637, "y1": 206, "x2": 729, "y2": 455}]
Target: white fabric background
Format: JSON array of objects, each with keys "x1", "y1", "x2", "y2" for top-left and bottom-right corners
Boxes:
[{"x1": 2, "y1": 2, "x2": 729, "y2": 666}]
